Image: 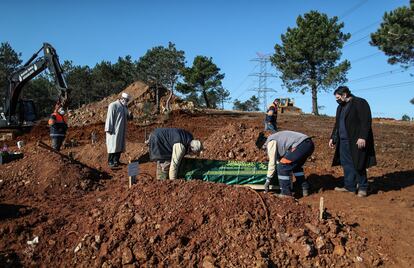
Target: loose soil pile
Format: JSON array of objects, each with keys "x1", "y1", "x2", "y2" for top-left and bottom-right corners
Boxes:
[
  {"x1": 68, "y1": 81, "x2": 154, "y2": 126},
  {"x1": 71, "y1": 179, "x2": 382, "y2": 267},
  {"x1": 0, "y1": 104, "x2": 413, "y2": 267},
  {"x1": 202, "y1": 122, "x2": 267, "y2": 162},
  {"x1": 68, "y1": 81, "x2": 195, "y2": 127},
  {"x1": 0, "y1": 147, "x2": 105, "y2": 199},
  {"x1": 0, "y1": 179, "x2": 384, "y2": 267}
]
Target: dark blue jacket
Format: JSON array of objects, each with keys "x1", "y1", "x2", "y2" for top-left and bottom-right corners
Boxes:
[
  {"x1": 265, "y1": 103, "x2": 277, "y2": 124},
  {"x1": 149, "y1": 128, "x2": 193, "y2": 161}
]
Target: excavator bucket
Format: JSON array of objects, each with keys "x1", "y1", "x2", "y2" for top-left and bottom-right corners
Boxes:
[{"x1": 56, "y1": 88, "x2": 71, "y2": 109}]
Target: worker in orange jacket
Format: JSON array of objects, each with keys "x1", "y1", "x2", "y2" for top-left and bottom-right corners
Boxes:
[{"x1": 48, "y1": 106, "x2": 68, "y2": 151}]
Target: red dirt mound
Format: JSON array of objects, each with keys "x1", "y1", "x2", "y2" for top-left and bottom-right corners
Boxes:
[
  {"x1": 1, "y1": 112, "x2": 413, "y2": 267},
  {"x1": 68, "y1": 80, "x2": 196, "y2": 127},
  {"x1": 0, "y1": 148, "x2": 105, "y2": 198},
  {"x1": 65, "y1": 179, "x2": 383, "y2": 267},
  {"x1": 202, "y1": 122, "x2": 267, "y2": 162},
  {"x1": 68, "y1": 81, "x2": 152, "y2": 126}
]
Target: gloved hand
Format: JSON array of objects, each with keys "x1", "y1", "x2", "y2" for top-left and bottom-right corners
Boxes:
[{"x1": 264, "y1": 177, "x2": 272, "y2": 193}]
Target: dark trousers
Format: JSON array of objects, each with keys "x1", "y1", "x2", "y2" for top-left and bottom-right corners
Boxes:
[
  {"x1": 277, "y1": 139, "x2": 314, "y2": 195},
  {"x1": 264, "y1": 122, "x2": 277, "y2": 133},
  {"x1": 51, "y1": 136, "x2": 65, "y2": 151},
  {"x1": 108, "y1": 152, "x2": 121, "y2": 165},
  {"x1": 339, "y1": 139, "x2": 368, "y2": 192}
]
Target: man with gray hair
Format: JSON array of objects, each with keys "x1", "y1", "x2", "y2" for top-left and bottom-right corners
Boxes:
[
  {"x1": 105, "y1": 92, "x2": 131, "y2": 168},
  {"x1": 149, "y1": 128, "x2": 203, "y2": 180}
]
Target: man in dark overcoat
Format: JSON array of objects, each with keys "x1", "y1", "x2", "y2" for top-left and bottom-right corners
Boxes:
[{"x1": 329, "y1": 86, "x2": 376, "y2": 197}]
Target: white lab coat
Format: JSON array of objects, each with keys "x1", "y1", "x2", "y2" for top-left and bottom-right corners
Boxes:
[{"x1": 105, "y1": 100, "x2": 128, "y2": 153}]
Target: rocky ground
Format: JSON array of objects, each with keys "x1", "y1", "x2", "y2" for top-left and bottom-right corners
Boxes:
[{"x1": 0, "y1": 83, "x2": 413, "y2": 267}]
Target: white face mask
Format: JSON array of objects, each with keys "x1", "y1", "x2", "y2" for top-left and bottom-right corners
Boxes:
[
  {"x1": 120, "y1": 98, "x2": 128, "y2": 106},
  {"x1": 58, "y1": 108, "x2": 65, "y2": 115}
]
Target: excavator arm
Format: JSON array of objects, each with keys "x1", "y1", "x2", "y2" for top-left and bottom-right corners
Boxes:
[{"x1": 2, "y1": 43, "x2": 69, "y2": 126}]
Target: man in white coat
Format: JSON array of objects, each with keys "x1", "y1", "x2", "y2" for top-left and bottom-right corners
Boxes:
[{"x1": 105, "y1": 92, "x2": 130, "y2": 168}]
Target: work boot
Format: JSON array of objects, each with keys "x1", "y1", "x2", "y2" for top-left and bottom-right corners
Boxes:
[
  {"x1": 334, "y1": 187, "x2": 347, "y2": 192},
  {"x1": 357, "y1": 190, "x2": 367, "y2": 197},
  {"x1": 334, "y1": 187, "x2": 354, "y2": 193},
  {"x1": 276, "y1": 193, "x2": 292, "y2": 198},
  {"x1": 278, "y1": 178, "x2": 292, "y2": 194},
  {"x1": 264, "y1": 180, "x2": 271, "y2": 193}
]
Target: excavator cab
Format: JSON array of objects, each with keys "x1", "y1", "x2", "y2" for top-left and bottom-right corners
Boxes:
[
  {"x1": 0, "y1": 42, "x2": 69, "y2": 140},
  {"x1": 17, "y1": 99, "x2": 37, "y2": 124}
]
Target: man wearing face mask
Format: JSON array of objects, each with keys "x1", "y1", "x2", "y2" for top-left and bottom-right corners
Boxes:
[
  {"x1": 329, "y1": 86, "x2": 376, "y2": 197},
  {"x1": 105, "y1": 92, "x2": 130, "y2": 168},
  {"x1": 48, "y1": 105, "x2": 68, "y2": 151}
]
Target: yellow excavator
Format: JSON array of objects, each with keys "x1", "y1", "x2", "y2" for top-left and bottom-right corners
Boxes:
[{"x1": 275, "y1": 98, "x2": 296, "y2": 113}]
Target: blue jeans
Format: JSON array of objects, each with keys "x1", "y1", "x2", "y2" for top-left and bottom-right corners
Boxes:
[
  {"x1": 264, "y1": 122, "x2": 277, "y2": 132},
  {"x1": 339, "y1": 139, "x2": 368, "y2": 192}
]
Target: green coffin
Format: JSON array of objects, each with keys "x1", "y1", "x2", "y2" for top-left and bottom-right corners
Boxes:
[{"x1": 178, "y1": 158, "x2": 278, "y2": 188}]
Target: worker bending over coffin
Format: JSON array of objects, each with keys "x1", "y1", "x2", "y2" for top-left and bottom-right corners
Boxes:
[{"x1": 149, "y1": 128, "x2": 203, "y2": 180}]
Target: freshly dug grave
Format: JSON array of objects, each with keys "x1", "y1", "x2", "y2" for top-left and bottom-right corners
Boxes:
[
  {"x1": 0, "y1": 147, "x2": 106, "y2": 199},
  {"x1": 202, "y1": 122, "x2": 267, "y2": 162},
  {"x1": 66, "y1": 179, "x2": 383, "y2": 267}
]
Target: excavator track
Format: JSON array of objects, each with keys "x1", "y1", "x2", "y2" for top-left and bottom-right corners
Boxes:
[{"x1": 0, "y1": 126, "x2": 32, "y2": 142}]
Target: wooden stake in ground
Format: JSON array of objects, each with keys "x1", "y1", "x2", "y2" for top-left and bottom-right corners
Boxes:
[
  {"x1": 127, "y1": 161, "x2": 139, "y2": 188},
  {"x1": 319, "y1": 197, "x2": 324, "y2": 221}
]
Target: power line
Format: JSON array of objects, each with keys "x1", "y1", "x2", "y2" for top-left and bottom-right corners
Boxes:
[
  {"x1": 350, "y1": 52, "x2": 381, "y2": 64},
  {"x1": 351, "y1": 20, "x2": 380, "y2": 37},
  {"x1": 341, "y1": 20, "x2": 380, "y2": 51},
  {"x1": 354, "y1": 80, "x2": 414, "y2": 91},
  {"x1": 339, "y1": 0, "x2": 369, "y2": 19},
  {"x1": 344, "y1": 35, "x2": 370, "y2": 48},
  {"x1": 348, "y1": 66, "x2": 413, "y2": 84},
  {"x1": 233, "y1": 80, "x2": 256, "y2": 100},
  {"x1": 233, "y1": 63, "x2": 259, "y2": 93}
]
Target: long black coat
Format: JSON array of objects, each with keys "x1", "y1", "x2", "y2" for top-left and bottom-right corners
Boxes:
[{"x1": 331, "y1": 96, "x2": 377, "y2": 170}]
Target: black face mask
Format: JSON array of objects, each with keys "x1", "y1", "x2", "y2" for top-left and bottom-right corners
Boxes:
[{"x1": 336, "y1": 99, "x2": 345, "y2": 105}]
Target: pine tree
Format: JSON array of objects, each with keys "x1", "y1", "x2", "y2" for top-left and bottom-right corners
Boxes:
[{"x1": 271, "y1": 11, "x2": 350, "y2": 115}]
